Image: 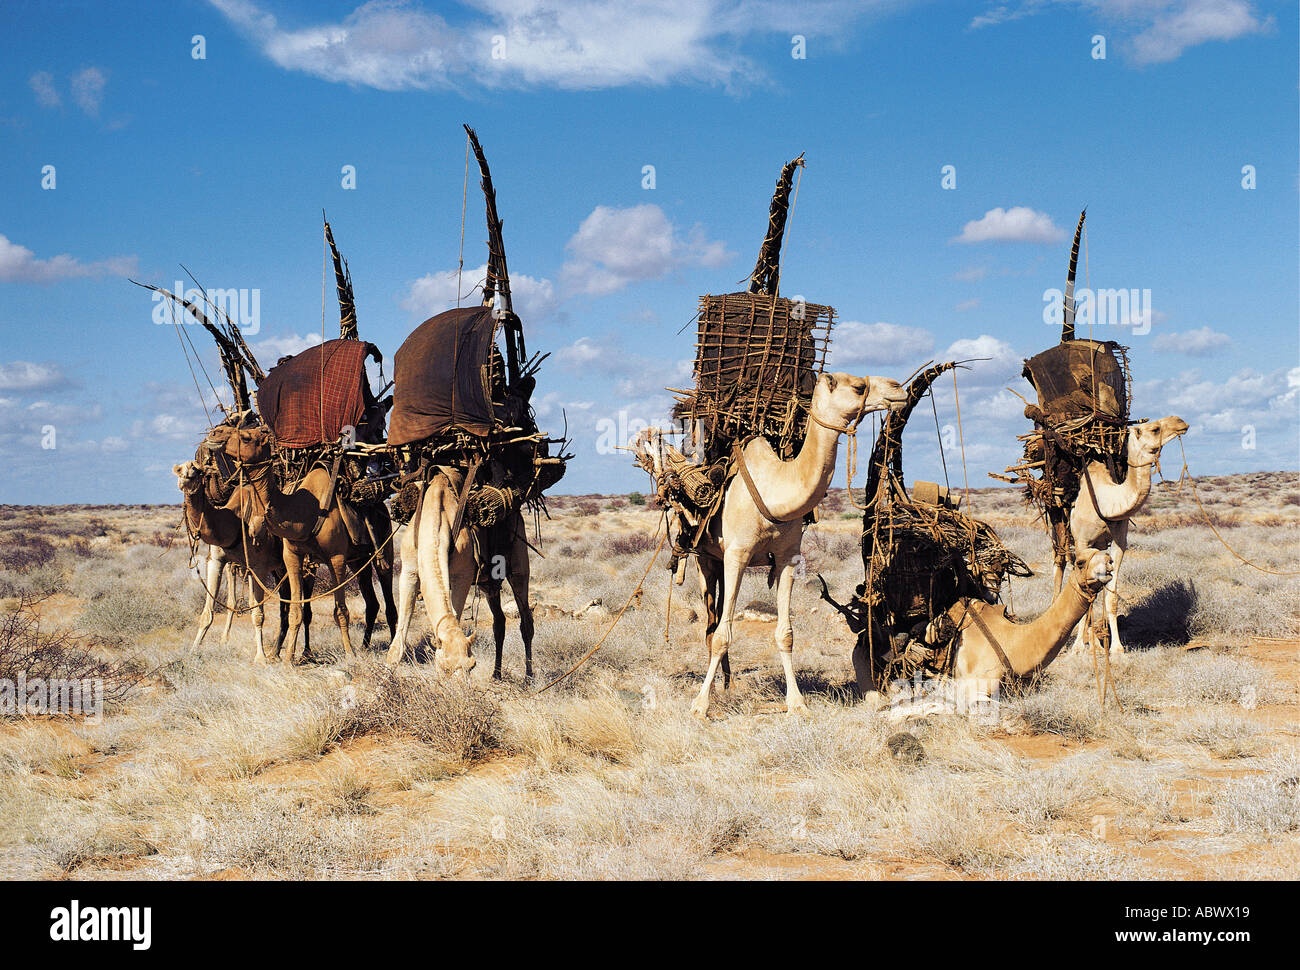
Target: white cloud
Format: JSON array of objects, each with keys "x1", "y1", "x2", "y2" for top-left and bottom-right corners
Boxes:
[
  {"x1": 1129, "y1": 0, "x2": 1270, "y2": 65},
  {"x1": 0, "y1": 361, "x2": 68, "y2": 392},
  {"x1": 1152, "y1": 324, "x2": 1231, "y2": 356},
  {"x1": 557, "y1": 337, "x2": 606, "y2": 366},
  {"x1": 28, "y1": 71, "x2": 60, "y2": 108},
  {"x1": 70, "y1": 66, "x2": 107, "y2": 116},
  {"x1": 953, "y1": 207, "x2": 1065, "y2": 244},
  {"x1": 828, "y1": 320, "x2": 934, "y2": 368},
  {"x1": 0, "y1": 233, "x2": 137, "y2": 284},
  {"x1": 207, "y1": 0, "x2": 901, "y2": 92},
  {"x1": 969, "y1": 1, "x2": 1271, "y2": 65},
  {"x1": 941, "y1": 334, "x2": 1022, "y2": 389},
  {"x1": 954, "y1": 298, "x2": 981, "y2": 312},
  {"x1": 562, "y1": 204, "x2": 732, "y2": 296},
  {"x1": 252, "y1": 332, "x2": 323, "y2": 362},
  {"x1": 401, "y1": 263, "x2": 557, "y2": 320}
]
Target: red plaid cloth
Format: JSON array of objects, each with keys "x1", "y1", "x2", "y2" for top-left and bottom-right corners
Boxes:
[{"x1": 256, "y1": 339, "x2": 374, "y2": 448}]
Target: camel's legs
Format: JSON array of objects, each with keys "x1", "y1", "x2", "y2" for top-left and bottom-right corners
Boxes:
[
  {"x1": 387, "y1": 523, "x2": 421, "y2": 666},
  {"x1": 485, "y1": 586, "x2": 507, "y2": 679},
  {"x1": 773, "y1": 555, "x2": 807, "y2": 714},
  {"x1": 1106, "y1": 521, "x2": 1129, "y2": 654},
  {"x1": 248, "y1": 571, "x2": 267, "y2": 664},
  {"x1": 329, "y1": 553, "x2": 355, "y2": 661},
  {"x1": 369, "y1": 510, "x2": 399, "y2": 637},
  {"x1": 691, "y1": 546, "x2": 746, "y2": 718},
  {"x1": 507, "y1": 558, "x2": 534, "y2": 680},
  {"x1": 356, "y1": 559, "x2": 380, "y2": 650},
  {"x1": 280, "y1": 546, "x2": 307, "y2": 666},
  {"x1": 220, "y1": 565, "x2": 238, "y2": 644},
  {"x1": 696, "y1": 555, "x2": 728, "y2": 689},
  {"x1": 193, "y1": 547, "x2": 226, "y2": 649}
]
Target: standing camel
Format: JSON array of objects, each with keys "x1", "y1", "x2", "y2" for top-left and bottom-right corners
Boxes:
[
  {"x1": 223, "y1": 423, "x2": 396, "y2": 665},
  {"x1": 1065, "y1": 416, "x2": 1188, "y2": 653},
  {"x1": 384, "y1": 482, "x2": 534, "y2": 680},
  {"x1": 657, "y1": 371, "x2": 907, "y2": 718},
  {"x1": 174, "y1": 460, "x2": 303, "y2": 663}
]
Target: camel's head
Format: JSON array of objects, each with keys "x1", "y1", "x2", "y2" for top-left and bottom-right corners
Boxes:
[
  {"x1": 434, "y1": 615, "x2": 477, "y2": 679},
  {"x1": 174, "y1": 461, "x2": 203, "y2": 495},
  {"x1": 1127, "y1": 415, "x2": 1188, "y2": 466},
  {"x1": 814, "y1": 372, "x2": 908, "y2": 429},
  {"x1": 1074, "y1": 550, "x2": 1114, "y2": 594},
  {"x1": 225, "y1": 423, "x2": 274, "y2": 466}
]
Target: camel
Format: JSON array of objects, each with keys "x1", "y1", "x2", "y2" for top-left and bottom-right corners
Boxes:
[
  {"x1": 1063, "y1": 415, "x2": 1189, "y2": 654},
  {"x1": 223, "y1": 424, "x2": 397, "y2": 666},
  {"x1": 658, "y1": 371, "x2": 908, "y2": 718},
  {"x1": 384, "y1": 481, "x2": 534, "y2": 680},
  {"x1": 907, "y1": 549, "x2": 1114, "y2": 692},
  {"x1": 174, "y1": 460, "x2": 302, "y2": 663}
]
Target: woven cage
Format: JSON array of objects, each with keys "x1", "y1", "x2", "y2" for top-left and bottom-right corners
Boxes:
[{"x1": 678, "y1": 291, "x2": 834, "y2": 458}]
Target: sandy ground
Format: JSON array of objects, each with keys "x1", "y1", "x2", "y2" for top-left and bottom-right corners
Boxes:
[{"x1": 0, "y1": 471, "x2": 1297, "y2": 880}]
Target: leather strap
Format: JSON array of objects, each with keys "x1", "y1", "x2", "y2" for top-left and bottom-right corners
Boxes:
[{"x1": 732, "y1": 441, "x2": 802, "y2": 524}]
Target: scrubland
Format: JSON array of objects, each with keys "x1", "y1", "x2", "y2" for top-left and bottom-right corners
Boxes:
[{"x1": 0, "y1": 471, "x2": 1297, "y2": 880}]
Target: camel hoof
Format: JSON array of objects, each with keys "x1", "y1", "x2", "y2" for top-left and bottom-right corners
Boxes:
[
  {"x1": 786, "y1": 696, "x2": 810, "y2": 716},
  {"x1": 252, "y1": 653, "x2": 270, "y2": 666},
  {"x1": 689, "y1": 699, "x2": 710, "y2": 720}
]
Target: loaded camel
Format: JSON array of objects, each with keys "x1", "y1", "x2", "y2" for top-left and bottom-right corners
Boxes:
[
  {"x1": 656, "y1": 371, "x2": 908, "y2": 718},
  {"x1": 917, "y1": 549, "x2": 1115, "y2": 689},
  {"x1": 1063, "y1": 415, "x2": 1189, "y2": 654},
  {"x1": 223, "y1": 420, "x2": 396, "y2": 665},
  {"x1": 173, "y1": 459, "x2": 314, "y2": 662},
  {"x1": 383, "y1": 479, "x2": 535, "y2": 680}
]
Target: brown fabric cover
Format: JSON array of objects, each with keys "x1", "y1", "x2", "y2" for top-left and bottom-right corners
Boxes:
[
  {"x1": 388, "y1": 306, "x2": 498, "y2": 446},
  {"x1": 1022, "y1": 339, "x2": 1128, "y2": 423},
  {"x1": 255, "y1": 339, "x2": 377, "y2": 448}
]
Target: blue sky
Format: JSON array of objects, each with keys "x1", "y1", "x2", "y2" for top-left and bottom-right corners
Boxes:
[{"x1": 0, "y1": 0, "x2": 1296, "y2": 503}]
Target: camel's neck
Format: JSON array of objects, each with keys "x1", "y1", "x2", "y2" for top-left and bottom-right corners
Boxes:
[
  {"x1": 1085, "y1": 453, "x2": 1153, "y2": 521},
  {"x1": 182, "y1": 485, "x2": 235, "y2": 547},
  {"x1": 744, "y1": 414, "x2": 845, "y2": 522},
  {"x1": 1004, "y1": 577, "x2": 1097, "y2": 673}
]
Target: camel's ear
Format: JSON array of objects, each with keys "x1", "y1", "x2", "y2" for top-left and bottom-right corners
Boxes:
[{"x1": 822, "y1": 372, "x2": 837, "y2": 392}]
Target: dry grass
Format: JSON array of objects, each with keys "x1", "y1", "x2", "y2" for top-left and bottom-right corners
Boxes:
[{"x1": 0, "y1": 474, "x2": 1297, "y2": 880}]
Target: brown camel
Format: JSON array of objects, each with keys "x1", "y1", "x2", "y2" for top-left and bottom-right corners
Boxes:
[
  {"x1": 223, "y1": 424, "x2": 396, "y2": 665},
  {"x1": 174, "y1": 460, "x2": 308, "y2": 662}
]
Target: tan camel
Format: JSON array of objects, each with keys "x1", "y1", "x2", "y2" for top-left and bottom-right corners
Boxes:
[
  {"x1": 223, "y1": 425, "x2": 396, "y2": 666},
  {"x1": 1062, "y1": 415, "x2": 1188, "y2": 654},
  {"x1": 384, "y1": 478, "x2": 534, "y2": 679},
  {"x1": 175, "y1": 460, "x2": 294, "y2": 662},
  {"x1": 913, "y1": 549, "x2": 1114, "y2": 691},
  {"x1": 672, "y1": 372, "x2": 907, "y2": 718}
]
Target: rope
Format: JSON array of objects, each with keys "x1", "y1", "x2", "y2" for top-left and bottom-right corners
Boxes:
[
  {"x1": 535, "y1": 521, "x2": 669, "y2": 694},
  {"x1": 1169, "y1": 439, "x2": 1300, "y2": 576},
  {"x1": 951, "y1": 369, "x2": 975, "y2": 566},
  {"x1": 236, "y1": 461, "x2": 400, "y2": 604}
]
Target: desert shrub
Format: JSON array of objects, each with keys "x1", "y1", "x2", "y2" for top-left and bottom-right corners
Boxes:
[
  {"x1": 627, "y1": 492, "x2": 646, "y2": 506},
  {"x1": 345, "y1": 666, "x2": 500, "y2": 762},
  {"x1": 0, "y1": 534, "x2": 57, "y2": 573},
  {"x1": 0, "y1": 596, "x2": 146, "y2": 718},
  {"x1": 79, "y1": 584, "x2": 194, "y2": 640},
  {"x1": 602, "y1": 533, "x2": 656, "y2": 557},
  {"x1": 573, "y1": 501, "x2": 600, "y2": 517}
]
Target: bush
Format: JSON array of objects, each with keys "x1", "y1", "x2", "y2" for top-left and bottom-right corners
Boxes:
[
  {"x1": 0, "y1": 534, "x2": 57, "y2": 573},
  {"x1": 627, "y1": 492, "x2": 646, "y2": 506},
  {"x1": 345, "y1": 666, "x2": 501, "y2": 762}
]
